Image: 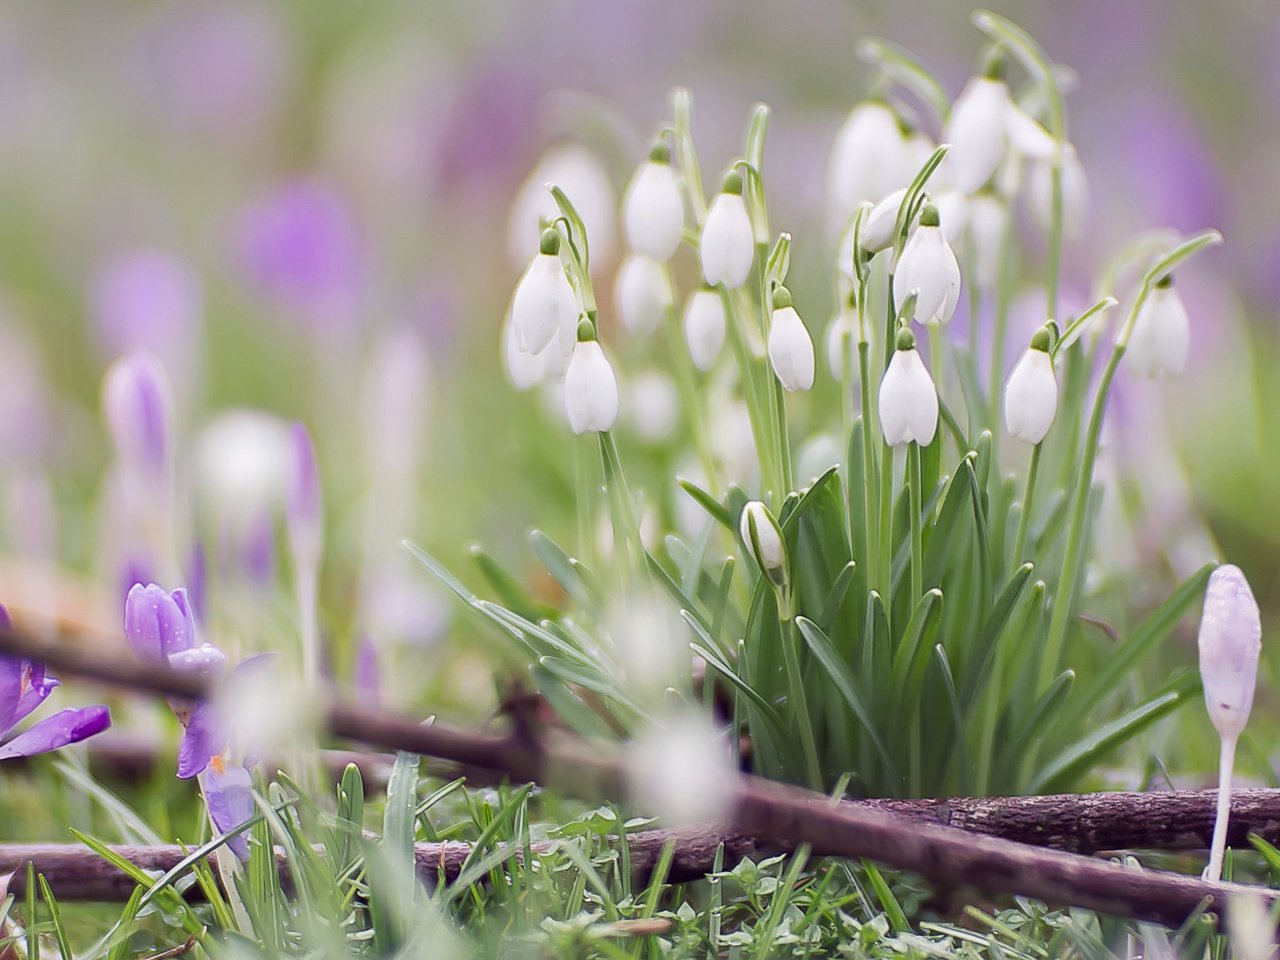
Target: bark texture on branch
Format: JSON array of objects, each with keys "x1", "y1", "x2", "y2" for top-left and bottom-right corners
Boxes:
[{"x1": 0, "y1": 626, "x2": 1271, "y2": 930}]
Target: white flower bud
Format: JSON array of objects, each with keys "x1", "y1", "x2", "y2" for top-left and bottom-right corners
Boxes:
[
  {"x1": 622, "y1": 145, "x2": 684, "y2": 262},
  {"x1": 858, "y1": 188, "x2": 907, "y2": 255},
  {"x1": 683, "y1": 287, "x2": 725, "y2": 372},
  {"x1": 946, "y1": 76, "x2": 1012, "y2": 193},
  {"x1": 1126, "y1": 277, "x2": 1190, "y2": 379},
  {"x1": 825, "y1": 308, "x2": 855, "y2": 380},
  {"x1": 1027, "y1": 142, "x2": 1088, "y2": 240},
  {"x1": 1199, "y1": 564, "x2": 1261, "y2": 740},
  {"x1": 564, "y1": 336, "x2": 619, "y2": 434},
  {"x1": 878, "y1": 331, "x2": 938, "y2": 446},
  {"x1": 767, "y1": 288, "x2": 814, "y2": 393},
  {"x1": 615, "y1": 253, "x2": 671, "y2": 334},
  {"x1": 510, "y1": 231, "x2": 577, "y2": 354},
  {"x1": 827, "y1": 102, "x2": 907, "y2": 222},
  {"x1": 1004, "y1": 335, "x2": 1058, "y2": 445},
  {"x1": 739, "y1": 500, "x2": 786, "y2": 589},
  {"x1": 701, "y1": 173, "x2": 754, "y2": 289},
  {"x1": 893, "y1": 206, "x2": 961, "y2": 324},
  {"x1": 966, "y1": 193, "x2": 1008, "y2": 293}
]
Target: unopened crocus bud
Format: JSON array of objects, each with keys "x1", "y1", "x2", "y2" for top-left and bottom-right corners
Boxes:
[
  {"x1": 683, "y1": 286, "x2": 725, "y2": 372},
  {"x1": 286, "y1": 423, "x2": 323, "y2": 568},
  {"x1": 102, "y1": 353, "x2": 171, "y2": 482},
  {"x1": 893, "y1": 204, "x2": 961, "y2": 324},
  {"x1": 767, "y1": 287, "x2": 815, "y2": 393},
  {"x1": 615, "y1": 253, "x2": 671, "y2": 334},
  {"x1": 1028, "y1": 142, "x2": 1088, "y2": 240},
  {"x1": 878, "y1": 327, "x2": 938, "y2": 446},
  {"x1": 1126, "y1": 275, "x2": 1190, "y2": 379},
  {"x1": 124, "y1": 583, "x2": 196, "y2": 663},
  {"x1": 623, "y1": 141, "x2": 685, "y2": 262},
  {"x1": 510, "y1": 229, "x2": 578, "y2": 354},
  {"x1": 739, "y1": 501, "x2": 787, "y2": 590},
  {"x1": 564, "y1": 323, "x2": 619, "y2": 434},
  {"x1": 827, "y1": 101, "x2": 908, "y2": 220},
  {"x1": 700, "y1": 171, "x2": 754, "y2": 289},
  {"x1": 1004, "y1": 327, "x2": 1058, "y2": 445},
  {"x1": 1199, "y1": 565, "x2": 1261, "y2": 740}
]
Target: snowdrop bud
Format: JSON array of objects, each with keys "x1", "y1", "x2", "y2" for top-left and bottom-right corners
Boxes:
[
  {"x1": 623, "y1": 141, "x2": 685, "y2": 262},
  {"x1": 1004, "y1": 327, "x2": 1058, "y2": 445},
  {"x1": 1126, "y1": 275, "x2": 1190, "y2": 379},
  {"x1": 827, "y1": 101, "x2": 907, "y2": 220},
  {"x1": 683, "y1": 286, "x2": 725, "y2": 372},
  {"x1": 945, "y1": 62, "x2": 1012, "y2": 193},
  {"x1": 893, "y1": 204, "x2": 961, "y2": 324},
  {"x1": 700, "y1": 171, "x2": 754, "y2": 289},
  {"x1": 1198, "y1": 564, "x2": 1261, "y2": 740},
  {"x1": 739, "y1": 501, "x2": 787, "y2": 590},
  {"x1": 967, "y1": 192, "x2": 1007, "y2": 293},
  {"x1": 615, "y1": 253, "x2": 671, "y2": 334},
  {"x1": 102, "y1": 353, "x2": 171, "y2": 482},
  {"x1": 859, "y1": 188, "x2": 907, "y2": 255},
  {"x1": 510, "y1": 229, "x2": 577, "y2": 354},
  {"x1": 767, "y1": 286, "x2": 815, "y2": 393},
  {"x1": 564, "y1": 324, "x2": 619, "y2": 434},
  {"x1": 825, "y1": 299, "x2": 855, "y2": 379},
  {"x1": 1028, "y1": 142, "x2": 1088, "y2": 240},
  {"x1": 878, "y1": 327, "x2": 938, "y2": 446},
  {"x1": 502, "y1": 311, "x2": 546, "y2": 390}
]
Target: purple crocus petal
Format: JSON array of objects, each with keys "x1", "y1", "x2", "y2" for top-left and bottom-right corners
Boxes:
[
  {"x1": 168, "y1": 643, "x2": 228, "y2": 680},
  {"x1": 10, "y1": 663, "x2": 58, "y2": 727},
  {"x1": 0, "y1": 706, "x2": 112, "y2": 760},
  {"x1": 177, "y1": 701, "x2": 224, "y2": 779},
  {"x1": 354, "y1": 636, "x2": 381, "y2": 703},
  {"x1": 102, "y1": 353, "x2": 171, "y2": 482},
  {"x1": 0, "y1": 657, "x2": 22, "y2": 736},
  {"x1": 199, "y1": 763, "x2": 255, "y2": 861},
  {"x1": 168, "y1": 589, "x2": 198, "y2": 656},
  {"x1": 91, "y1": 250, "x2": 202, "y2": 369},
  {"x1": 124, "y1": 583, "x2": 192, "y2": 662},
  {"x1": 286, "y1": 423, "x2": 321, "y2": 532},
  {"x1": 0, "y1": 603, "x2": 9, "y2": 629},
  {"x1": 185, "y1": 543, "x2": 207, "y2": 623}
]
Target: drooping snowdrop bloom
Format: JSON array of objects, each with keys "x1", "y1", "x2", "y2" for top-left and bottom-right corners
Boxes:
[
  {"x1": 615, "y1": 253, "x2": 671, "y2": 334},
  {"x1": 946, "y1": 70, "x2": 1012, "y2": 193},
  {"x1": 893, "y1": 204, "x2": 961, "y2": 324},
  {"x1": 1126, "y1": 275, "x2": 1190, "y2": 379},
  {"x1": 700, "y1": 171, "x2": 754, "y2": 289},
  {"x1": 739, "y1": 501, "x2": 787, "y2": 590},
  {"x1": 502, "y1": 311, "x2": 546, "y2": 390},
  {"x1": 510, "y1": 229, "x2": 578, "y2": 354},
  {"x1": 878, "y1": 327, "x2": 938, "y2": 446},
  {"x1": 683, "y1": 286, "x2": 725, "y2": 372},
  {"x1": 506, "y1": 143, "x2": 616, "y2": 268},
  {"x1": 767, "y1": 286, "x2": 815, "y2": 393},
  {"x1": 1197, "y1": 564, "x2": 1262, "y2": 883},
  {"x1": 1004, "y1": 327, "x2": 1058, "y2": 445},
  {"x1": 564, "y1": 326, "x2": 619, "y2": 434},
  {"x1": 622, "y1": 141, "x2": 685, "y2": 262},
  {"x1": 827, "y1": 101, "x2": 907, "y2": 222},
  {"x1": 966, "y1": 192, "x2": 1008, "y2": 293},
  {"x1": 1027, "y1": 142, "x2": 1089, "y2": 240}
]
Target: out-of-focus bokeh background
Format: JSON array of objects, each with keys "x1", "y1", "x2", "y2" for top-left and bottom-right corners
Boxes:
[{"x1": 0, "y1": 0, "x2": 1276, "y2": 732}]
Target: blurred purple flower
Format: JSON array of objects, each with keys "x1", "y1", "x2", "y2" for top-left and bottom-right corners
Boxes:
[
  {"x1": 354, "y1": 636, "x2": 380, "y2": 703},
  {"x1": 235, "y1": 180, "x2": 364, "y2": 331},
  {"x1": 102, "y1": 353, "x2": 172, "y2": 484},
  {"x1": 0, "y1": 603, "x2": 111, "y2": 760},
  {"x1": 199, "y1": 761, "x2": 254, "y2": 860}
]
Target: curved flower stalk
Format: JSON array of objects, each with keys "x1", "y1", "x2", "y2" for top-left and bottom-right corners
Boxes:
[
  {"x1": 622, "y1": 141, "x2": 685, "y2": 262},
  {"x1": 893, "y1": 204, "x2": 961, "y2": 324},
  {"x1": 1197, "y1": 565, "x2": 1261, "y2": 883},
  {"x1": 506, "y1": 142, "x2": 616, "y2": 268},
  {"x1": 0, "y1": 603, "x2": 111, "y2": 760}
]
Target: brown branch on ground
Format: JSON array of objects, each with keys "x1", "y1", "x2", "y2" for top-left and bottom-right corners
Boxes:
[{"x1": 0, "y1": 624, "x2": 1271, "y2": 930}]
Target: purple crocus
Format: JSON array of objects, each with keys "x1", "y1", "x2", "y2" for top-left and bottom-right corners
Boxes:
[{"x1": 0, "y1": 604, "x2": 111, "y2": 760}]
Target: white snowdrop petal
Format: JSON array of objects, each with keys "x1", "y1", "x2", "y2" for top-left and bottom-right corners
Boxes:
[
  {"x1": 767, "y1": 306, "x2": 815, "y2": 392},
  {"x1": 623, "y1": 162, "x2": 685, "y2": 261},
  {"x1": 1127, "y1": 285, "x2": 1190, "y2": 379},
  {"x1": 506, "y1": 144, "x2": 616, "y2": 267},
  {"x1": 1005, "y1": 104, "x2": 1055, "y2": 160},
  {"x1": 967, "y1": 194, "x2": 1008, "y2": 293},
  {"x1": 894, "y1": 225, "x2": 961, "y2": 324},
  {"x1": 826, "y1": 311, "x2": 855, "y2": 380},
  {"x1": 1004, "y1": 349, "x2": 1058, "y2": 444},
  {"x1": 827, "y1": 102, "x2": 907, "y2": 220},
  {"x1": 1028, "y1": 143, "x2": 1089, "y2": 240},
  {"x1": 879, "y1": 348, "x2": 937, "y2": 446},
  {"x1": 503, "y1": 312, "x2": 546, "y2": 390},
  {"x1": 935, "y1": 190, "x2": 969, "y2": 248},
  {"x1": 1198, "y1": 564, "x2": 1262, "y2": 738},
  {"x1": 739, "y1": 501, "x2": 785, "y2": 574},
  {"x1": 683, "y1": 289, "x2": 726, "y2": 371},
  {"x1": 564, "y1": 340, "x2": 619, "y2": 434},
  {"x1": 615, "y1": 254, "x2": 671, "y2": 334},
  {"x1": 860, "y1": 188, "x2": 907, "y2": 254},
  {"x1": 511, "y1": 253, "x2": 576, "y2": 354},
  {"x1": 945, "y1": 77, "x2": 1011, "y2": 193},
  {"x1": 700, "y1": 193, "x2": 754, "y2": 288}
]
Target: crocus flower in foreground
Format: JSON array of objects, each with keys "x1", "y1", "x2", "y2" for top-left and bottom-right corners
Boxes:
[
  {"x1": 1198, "y1": 564, "x2": 1262, "y2": 883},
  {"x1": 0, "y1": 604, "x2": 111, "y2": 760},
  {"x1": 1126, "y1": 275, "x2": 1190, "y2": 379},
  {"x1": 1005, "y1": 326, "x2": 1058, "y2": 445},
  {"x1": 878, "y1": 326, "x2": 938, "y2": 446},
  {"x1": 893, "y1": 204, "x2": 961, "y2": 325},
  {"x1": 700, "y1": 171, "x2": 754, "y2": 289}
]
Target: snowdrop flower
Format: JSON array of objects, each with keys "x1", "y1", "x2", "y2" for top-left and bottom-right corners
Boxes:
[
  {"x1": 700, "y1": 171, "x2": 754, "y2": 289},
  {"x1": 615, "y1": 253, "x2": 671, "y2": 334},
  {"x1": 629, "y1": 708, "x2": 732, "y2": 826},
  {"x1": 878, "y1": 326, "x2": 938, "y2": 446},
  {"x1": 966, "y1": 192, "x2": 1008, "y2": 293},
  {"x1": 1198, "y1": 564, "x2": 1262, "y2": 883},
  {"x1": 934, "y1": 189, "x2": 969, "y2": 248},
  {"x1": 827, "y1": 101, "x2": 907, "y2": 222},
  {"x1": 767, "y1": 286, "x2": 815, "y2": 392},
  {"x1": 625, "y1": 371, "x2": 680, "y2": 443},
  {"x1": 1027, "y1": 141, "x2": 1088, "y2": 240},
  {"x1": 683, "y1": 286, "x2": 725, "y2": 372},
  {"x1": 1126, "y1": 275, "x2": 1190, "y2": 379},
  {"x1": 825, "y1": 299, "x2": 856, "y2": 380},
  {"x1": 893, "y1": 204, "x2": 961, "y2": 324},
  {"x1": 506, "y1": 143, "x2": 615, "y2": 267},
  {"x1": 739, "y1": 501, "x2": 787, "y2": 590},
  {"x1": 622, "y1": 141, "x2": 684, "y2": 262},
  {"x1": 858, "y1": 188, "x2": 907, "y2": 255},
  {"x1": 502, "y1": 311, "x2": 546, "y2": 390},
  {"x1": 510, "y1": 229, "x2": 578, "y2": 354},
  {"x1": 1004, "y1": 327, "x2": 1058, "y2": 444},
  {"x1": 564, "y1": 325, "x2": 619, "y2": 434}
]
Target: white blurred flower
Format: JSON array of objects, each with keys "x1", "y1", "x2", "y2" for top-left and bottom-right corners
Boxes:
[
  {"x1": 878, "y1": 331, "x2": 938, "y2": 446},
  {"x1": 683, "y1": 287, "x2": 725, "y2": 372},
  {"x1": 797, "y1": 433, "x2": 842, "y2": 483},
  {"x1": 700, "y1": 173, "x2": 754, "y2": 288},
  {"x1": 827, "y1": 101, "x2": 907, "y2": 223},
  {"x1": 767, "y1": 288, "x2": 815, "y2": 393},
  {"x1": 946, "y1": 76, "x2": 1012, "y2": 193},
  {"x1": 615, "y1": 254, "x2": 671, "y2": 334},
  {"x1": 825, "y1": 307, "x2": 855, "y2": 380},
  {"x1": 510, "y1": 231, "x2": 578, "y2": 354},
  {"x1": 196, "y1": 411, "x2": 292, "y2": 525},
  {"x1": 503, "y1": 311, "x2": 546, "y2": 390},
  {"x1": 966, "y1": 193, "x2": 1008, "y2": 293},
  {"x1": 1027, "y1": 142, "x2": 1088, "y2": 240},
  {"x1": 217, "y1": 659, "x2": 320, "y2": 761},
  {"x1": 506, "y1": 143, "x2": 615, "y2": 267},
  {"x1": 934, "y1": 189, "x2": 969, "y2": 248},
  {"x1": 607, "y1": 591, "x2": 687, "y2": 698},
  {"x1": 1004, "y1": 334, "x2": 1058, "y2": 445},
  {"x1": 893, "y1": 205, "x2": 961, "y2": 324},
  {"x1": 622, "y1": 143, "x2": 684, "y2": 261},
  {"x1": 626, "y1": 371, "x2": 680, "y2": 443},
  {"x1": 629, "y1": 708, "x2": 732, "y2": 826},
  {"x1": 564, "y1": 337, "x2": 619, "y2": 434},
  {"x1": 1126, "y1": 277, "x2": 1189, "y2": 379}
]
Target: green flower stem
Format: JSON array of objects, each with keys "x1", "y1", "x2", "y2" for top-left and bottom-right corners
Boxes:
[
  {"x1": 1011, "y1": 442, "x2": 1041, "y2": 564},
  {"x1": 720, "y1": 287, "x2": 781, "y2": 499},
  {"x1": 779, "y1": 599, "x2": 823, "y2": 789},
  {"x1": 908, "y1": 441, "x2": 923, "y2": 601},
  {"x1": 859, "y1": 340, "x2": 879, "y2": 594},
  {"x1": 758, "y1": 243, "x2": 793, "y2": 497},
  {"x1": 575, "y1": 434, "x2": 594, "y2": 565},
  {"x1": 598, "y1": 430, "x2": 646, "y2": 581}
]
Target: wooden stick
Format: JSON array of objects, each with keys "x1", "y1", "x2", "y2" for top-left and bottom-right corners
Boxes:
[{"x1": 0, "y1": 625, "x2": 1270, "y2": 929}]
